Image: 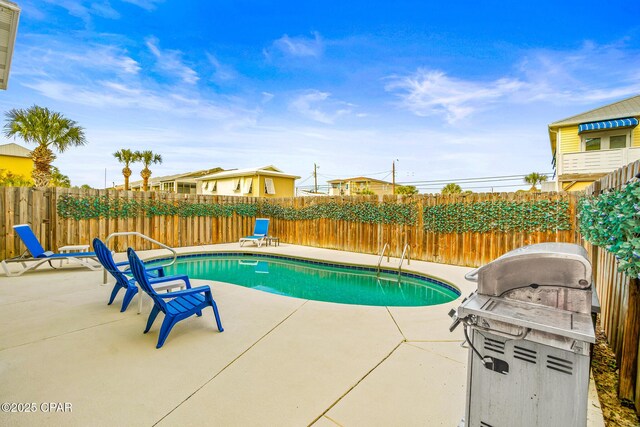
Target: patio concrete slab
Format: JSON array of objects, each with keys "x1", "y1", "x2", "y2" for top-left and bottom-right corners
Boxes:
[
  {"x1": 0, "y1": 243, "x2": 604, "y2": 426},
  {"x1": 0, "y1": 280, "x2": 304, "y2": 426},
  {"x1": 320, "y1": 342, "x2": 467, "y2": 427},
  {"x1": 158, "y1": 300, "x2": 403, "y2": 426}
]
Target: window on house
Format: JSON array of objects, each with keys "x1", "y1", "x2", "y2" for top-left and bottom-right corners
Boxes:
[
  {"x1": 234, "y1": 179, "x2": 241, "y2": 191},
  {"x1": 264, "y1": 178, "x2": 276, "y2": 195},
  {"x1": 243, "y1": 179, "x2": 253, "y2": 194},
  {"x1": 585, "y1": 137, "x2": 601, "y2": 151},
  {"x1": 581, "y1": 131, "x2": 630, "y2": 151},
  {"x1": 610, "y1": 135, "x2": 627, "y2": 149},
  {"x1": 204, "y1": 181, "x2": 216, "y2": 192}
]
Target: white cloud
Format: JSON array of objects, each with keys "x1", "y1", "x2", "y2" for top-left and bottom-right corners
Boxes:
[
  {"x1": 385, "y1": 69, "x2": 525, "y2": 123},
  {"x1": 43, "y1": 0, "x2": 120, "y2": 23},
  {"x1": 206, "y1": 53, "x2": 237, "y2": 82},
  {"x1": 121, "y1": 0, "x2": 164, "y2": 11},
  {"x1": 289, "y1": 90, "x2": 352, "y2": 124},
  {"x1": 24, "y1": 80, "x2": 244, "y2": 121},
  {"x1": 386, "y1": 41, "x2": 640, "y2": 123},
  {"x1": 267, "y1": 32, "x2": 324, "y2": 59},
  {"x1": 261, "y1": 92, "x2": 275, "y2": 103},
  {"x1": 145, "y1": 36, "x2": 199, "y2": 84},
  {"x1": 14, "y1": 39, "x2": 140, "y2": 78}
]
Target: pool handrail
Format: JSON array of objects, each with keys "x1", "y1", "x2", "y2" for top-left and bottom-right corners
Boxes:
[
  {"x1": 376, "y1": 243, "x2": 390, "y2": 275},
  {"x1": 398, "y1": 243, "x2": 411, "y2": 276},
  {"x1": 102, "y1": 232, "x2": 177, "y2": 284}
]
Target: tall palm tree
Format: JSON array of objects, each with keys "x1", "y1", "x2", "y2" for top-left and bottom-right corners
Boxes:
[
  {"x1": 113, "y1": 149, "x2": 139, "y2": 190},
  {"x1": 3, "y1": 105, "x2": 87, "y2": 187},
  {"x1": 524, "y1": 172, "x2": 548, "y2": 192},
  {"x1": 135, "y1": 150, "x2": 162, "y2": 191},
  {"x1": 441, "y1": 183, "x2": 462, "y2": 195}
]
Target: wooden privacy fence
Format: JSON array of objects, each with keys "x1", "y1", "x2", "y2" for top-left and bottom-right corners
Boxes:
[
  {"x1": 583, "y1": 159, "x2": 640, "y2": 410},
  {"x1": 1, "y1": 187, "x2": 579, "y2": 267}
]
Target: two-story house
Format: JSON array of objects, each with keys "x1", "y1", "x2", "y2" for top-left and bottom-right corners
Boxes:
[
  {"x1": 327, "y1": 177, "x2": 393, "y2": 196},
  {"x1": 548, "y1": 94, "x2": 640, "y2": 191},
  {"x1": 196, "y1": 166, "x2": 299, "y2": 198}
]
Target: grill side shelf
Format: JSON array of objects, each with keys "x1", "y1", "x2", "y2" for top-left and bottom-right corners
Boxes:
[{"x1": 458, "y1": 294, "x2": 595, "y2": 343}]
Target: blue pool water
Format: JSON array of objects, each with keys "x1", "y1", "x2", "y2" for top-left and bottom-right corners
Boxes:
[{"x1": 156, "y1": 254, "x2": 460, "y2": 307}]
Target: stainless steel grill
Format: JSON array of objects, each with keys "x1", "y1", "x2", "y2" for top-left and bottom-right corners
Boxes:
[{"x1": 449, "y1": 243, "x2": 596, "y2": 427}]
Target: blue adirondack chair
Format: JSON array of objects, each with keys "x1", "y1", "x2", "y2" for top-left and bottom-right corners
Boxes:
[
  {"x1": 93, "y1": 238, "x2": 177, "y2": 312},
  {"x1": 127, "y1": 247, "x2": 223, "y2": 348}
]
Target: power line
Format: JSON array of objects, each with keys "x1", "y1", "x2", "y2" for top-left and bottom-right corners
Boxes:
[{"x1": 398, "y1": 173, "x2": 553, "y2": 186}]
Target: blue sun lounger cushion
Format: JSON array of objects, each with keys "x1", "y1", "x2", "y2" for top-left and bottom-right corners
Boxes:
[
  {"x1": 0, "y1": 224, "x2": 100, "y2": 277},
  {"x1": 239, "y1": 218, "x2": 270, "y2": 247}
]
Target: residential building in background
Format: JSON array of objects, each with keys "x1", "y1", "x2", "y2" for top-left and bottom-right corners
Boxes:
[
  {"x1": 0, "y1": 142, "x2": 32, "y2": 180},
  {"x1": 0, "y1": 1, "x2": 20, "y2": 90},
  {"x1": 548, "y1": 94, "x2": 640, "y2": 191},
  {"x1": 123, "y1": 168, "x2": 223, "y2": 194},
  {"x1": 197, "y1": 165, "x2": 299, "y2": 198},
  {"x1": 327, "y1": 177, "x2": 393, "y2": 196}
]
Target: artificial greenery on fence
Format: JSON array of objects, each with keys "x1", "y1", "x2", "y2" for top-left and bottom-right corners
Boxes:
[
  {"x1": 57, "y1": 194, "x2": 572, "y2": 233},
  {"x1": 578, "y1": 181, "x2": 640, "y2": 278},
  {"x1": 56, "y1": 195, "x2": 417, "y2": 225},
  {"x1": 422, "y1": 199, "x2": 572, "y2": 233},
  {"x1": 57, "y1": 195, "x2": 258, "y2": 220},
  {"x1": 261, "y1": 201, "x2": 417, "y2": 225}
]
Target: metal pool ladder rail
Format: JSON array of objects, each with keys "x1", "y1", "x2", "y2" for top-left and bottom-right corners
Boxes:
[
  {"x1": 102, "y1": 232, "x2": 177, "y2": 284},
  {"x1": 376, "y1": 243, "x2": 390, "y2": 275},
  {"x1": 398, "y1": 243, "x2": 411, "y2": 276}
]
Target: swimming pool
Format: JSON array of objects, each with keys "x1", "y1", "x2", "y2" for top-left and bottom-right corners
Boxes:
[{"x1": 155, "y1": 253, "x2": 460, "y2": 307}]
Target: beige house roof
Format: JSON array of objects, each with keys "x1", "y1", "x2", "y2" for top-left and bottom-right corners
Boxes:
[
  {"x1": 327, "y1": 176, "x2": 392, "y2": 185},
  {"x1": 197, "y1": 165, "x2": 300, "y2": 181},
  {"x1": 0, "y1": 142, "x2": 31, "y2": 158},
  {"x1": 126, "y1": 167, "x2": 224, "y2": 187},
  {"x1": 550, "y1": 94, "x2": 640, "y2": 127}
]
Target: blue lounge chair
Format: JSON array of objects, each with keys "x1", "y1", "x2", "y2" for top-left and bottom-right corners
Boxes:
[
  {"x1": 127, "y1": 247, "x2": 223, "y2": 348},
  {"x1": 239, "y1": 218, "x2": 270, "y2": 247},
  {"x1": 93, "y1": 238, "x2": 186, "y2": 313},
  {"x1": 1, "y1": 224, "x2": 100, "y2": 277}
]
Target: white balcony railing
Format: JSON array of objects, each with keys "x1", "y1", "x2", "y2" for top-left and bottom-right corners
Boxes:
[{"x1": 558, "y1": 147, "x2": 640, "y2": 176}]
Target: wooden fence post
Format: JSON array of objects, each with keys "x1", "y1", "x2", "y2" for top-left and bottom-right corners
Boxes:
[{"x1": 619, "y1": 277, "x2": 640, "y2": 401}]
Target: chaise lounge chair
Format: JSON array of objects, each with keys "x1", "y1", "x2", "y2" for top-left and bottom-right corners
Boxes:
[
  {"x1": 239, "y1": 218, "x2": 270, "y2": 247},
  {"x1": 1, "y1": 224, "x2": 100, "y2": 277},
  {"x1": 93, "y1": 238, "x2": 186, "y2": 313},
  {"x1": 127, "y1": 247, "x2": 224, "y2": 348}
]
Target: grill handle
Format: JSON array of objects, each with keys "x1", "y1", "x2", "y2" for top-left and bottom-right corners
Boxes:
[
  {"x1": 474, "y1": 323, "x2": 530, "y2": 340},
  {"x1": 465, "y1": 267, "x2": 480, "y2": 282}
]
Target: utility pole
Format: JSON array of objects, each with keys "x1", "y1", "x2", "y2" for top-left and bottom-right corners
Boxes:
[
  {"x1": 313, "y1": 163, "x2": 318, "y2": 193},
  {"x1": 392, "y1": 160, "x2": 396, "y2": 194}
]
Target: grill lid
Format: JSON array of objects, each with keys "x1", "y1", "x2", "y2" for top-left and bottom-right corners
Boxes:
[{"x1": 466, "y1": 243, "x2": 592, "y2": 297}]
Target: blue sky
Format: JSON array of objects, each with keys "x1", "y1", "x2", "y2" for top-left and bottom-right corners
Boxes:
[{"x1": 2, "y1": 0, "x2": 640, "y2": 191}]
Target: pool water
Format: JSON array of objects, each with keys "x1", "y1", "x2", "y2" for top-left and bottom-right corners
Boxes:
[{"x1": 158, "y1": 254, "x2": 459, "y2": 307}]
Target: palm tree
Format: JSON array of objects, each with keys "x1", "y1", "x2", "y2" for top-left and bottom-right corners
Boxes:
[
  {"x1": 3, "y1": 105, "x2": 87, "y2": 186},
  {"x1": 113, "y1": 149, "x2": 139, "y2": 190},
  {"x1": 135, "y1": 150, "x2": 162, "y2": 191},
  {"x1": 441, "y1": 183, "x2": 462, "y2": 194},
  {"x1": 395, "y1": 185, "x2": 419, "y2": 195},
  {"x1": 49, "y1": 167, "x2": 71, "y2": 188},
  {"x1": 524, "y1": 172, "x2": 548, "y2": 192}
]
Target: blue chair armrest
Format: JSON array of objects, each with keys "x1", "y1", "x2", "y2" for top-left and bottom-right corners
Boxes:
[
  {"x1": 149, "y1": 274, "x2": 191, "y2": 288},
  {"x1": 120, "y1": 263, "x2": 164, "y2": 278},
  {"x1": 156, "y1": 286, "x2": 211, "y2": 299}
]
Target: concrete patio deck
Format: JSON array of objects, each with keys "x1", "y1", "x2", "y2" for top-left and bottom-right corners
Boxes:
[{"x1": 0, "y1": 243, "x2": 604, "y2": 426}]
